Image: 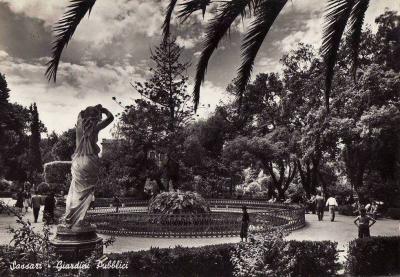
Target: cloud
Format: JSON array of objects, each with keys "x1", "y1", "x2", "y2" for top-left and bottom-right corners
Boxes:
[
  {"x1": 191, "y1": 81, "x2": 232, "y2": 119},
  {"x1": 0, "y1": 0, "x2": 68, "y2": 25},
  {"x1": 254, "y1": 57, "x2": 282, "y2": 75},
  {"x1": 0, "y1": 0, "x2": 398, "y2": 140},
  {"x1": 0, "y1": 50, "x2": 144, "y2": 139}
]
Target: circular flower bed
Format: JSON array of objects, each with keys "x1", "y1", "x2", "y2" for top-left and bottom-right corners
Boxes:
[{"x1": 148, "y1": 191, "x2": 210, "y2": 214}]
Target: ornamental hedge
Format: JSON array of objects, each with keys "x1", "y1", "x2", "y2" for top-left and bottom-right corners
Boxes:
[
  {"x1": 43, "y1": 161, "x2": 72, "y2": 194},
  {"x1": 0, "y1": 239, "x2": 340, "y2": 276},
  {"x1": 281, "y1": 240, "x2": 339, "y2": 276},
  {"x1": 346, "y1": 236, "x2": 400, "y2": 276},
  {"x1": 43, "y1": 161, "x2": 72, "y2": 184},
  {"x1": 387, "y1": 208, "x2": 400, "y2": 219},
  {"x1": 108, "y1": 244, "x2": 234, "y2": 277},
  {"x1": 106, "y1": 240, "x2": 338, "y2": 277}
]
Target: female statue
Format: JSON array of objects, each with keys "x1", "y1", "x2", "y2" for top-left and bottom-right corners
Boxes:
[{"x1": 63, "y1": 105, "x2": 113, "y2": 228}]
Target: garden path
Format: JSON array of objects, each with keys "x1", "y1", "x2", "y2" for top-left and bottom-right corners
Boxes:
[{"x1": 0, "y1": 198, "x2": 398, "y2": 262}]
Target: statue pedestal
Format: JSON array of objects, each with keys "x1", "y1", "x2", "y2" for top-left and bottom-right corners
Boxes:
[{"x1": 51, "y1": 223, "x2": 103, "y2": 262}]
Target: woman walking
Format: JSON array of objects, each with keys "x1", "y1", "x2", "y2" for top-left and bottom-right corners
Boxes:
[
  {"x1": 15, "y1": 189, "x2": 24, "y2": 213},
  {"x1": 240, "y1": 206, "x2": 250, "y2": 242}
]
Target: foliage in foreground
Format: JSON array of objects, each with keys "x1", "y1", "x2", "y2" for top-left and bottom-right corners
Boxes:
[
  {"x1": 0, "y1": 200, "x2": 115, "y2": 277},
  {"x1": 231, "y1": 228, "x2": 339, "y2": 277},
  {"x1": 106, "y1": 236, "x2": 338, "y2": 277},
  {"x1": 346, "y1": 236, "x2": 400, "y2": 276}
]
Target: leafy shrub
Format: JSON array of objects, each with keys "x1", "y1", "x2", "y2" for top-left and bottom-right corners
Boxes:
[
  {"x1": 231, "y1": 228, "x2": 339, "y2": 277},
  {"x1": 387, "y1": 208, "x2": 400, "y2": 219},
  {"x1": 346, "y1": 236, "x2": 400, "y2": 276},
  {"x1": 43, "y1": 161, "x2": 72, "y2": 184},
  {"x1": 0, "y1": 178, "x2": 12, "y2": 191},
  {"x1": 36, "y1": 182, "x2": 50, "y2": 194},
  {"x1": 338, "y1": 204, "x2": 355, "y2": 216},
  {"x1": 43, "y1": 161, "x2": 72, "y2": 194},
  {"x1": 282, "y1": 240, "x2": 339, "y2": 276},
  {"x1": 148, "y1": 191, "x2": 210, "y2": 214},
  {"x1": 106, "y1": 239, "x2": 338, "y2": 277},
  {"x1": 108, "y1": 244, "x2": 235, "y2": 277}
]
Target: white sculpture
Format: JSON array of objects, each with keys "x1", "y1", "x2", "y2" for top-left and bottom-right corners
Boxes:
[{"x1": 63, "y1": 105, "x2": 113, "y2": 228}]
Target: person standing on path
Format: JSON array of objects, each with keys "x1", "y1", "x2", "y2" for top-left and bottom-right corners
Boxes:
[
  {"x1": 44, "y1": 192, "x2": 56, "y2": 224},
  {"x1": 326, "y1": 195, "x2": 338, "y2": 222},
  {"x1": 240, "y1": 206, "x2": 250, "y2": 242},
  {"x1": 31, "y1": 192, "x2": 42, "y2": 223},
  {"x1": 315, "y1": 192, "x2": 325, "y2": 221},
  {"x1": 354, "y1": 208, "x2": 376, "y2": 238},
  {"x1": 113, "y1": 195, "x2": 121, "y2": 213}
]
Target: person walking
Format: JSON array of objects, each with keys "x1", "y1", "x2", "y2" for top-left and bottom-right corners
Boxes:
[
  {"x1": 315, "y1": 192, "x2": 325, "y2": 221},
  {"x1": 309, "y1": 194, "x2": 316, "y2": 214},
  {"x1": 354, "y1": 208, "x2": 376, "y2": 238},
  {"x1": 326, "y1": 195, "x2": 338, "y2": 222},
  {"x1": 44, "y1": 192, "x2": 56, "y2": 224},
  {"x1": 240, "y1": 206, "x2": 250, "y2": 242},
  {"x1": 31, "y1": 191, "x2": 42, "y2": 223},
  {"x1": 15, "y1": 189, "x2": 24, "y2": 213}
]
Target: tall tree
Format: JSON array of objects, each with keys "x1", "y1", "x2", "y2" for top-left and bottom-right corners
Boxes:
[
  {"x1": 119, "y1": 37, "x2": 193, "y2": 189},
  {"x1": 132, "y1": 36, "x2": 192, "y2": 134},
  {"x1": 28, "y1": 103, "x2": 43, "y2": 178},
  {"x1": 0, "y1": 73, "x2": 29, "y2": 181}
]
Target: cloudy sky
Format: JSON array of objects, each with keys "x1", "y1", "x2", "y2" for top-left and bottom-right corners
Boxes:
[{"x1": 0, "y1": 0, "x2": 398, "y2": 141}]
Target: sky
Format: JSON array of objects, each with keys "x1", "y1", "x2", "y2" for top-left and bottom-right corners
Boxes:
[{"x1": 0, "y1": 0, "x2": 399, "y2": 141}]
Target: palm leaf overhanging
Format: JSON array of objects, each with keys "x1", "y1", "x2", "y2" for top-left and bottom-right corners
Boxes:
[
  {"x1": 348, "y1": 0, "x2": 370, "y2": 80},
  {"x1": 192, "y1": 0, "x2": 250, "y2": 110},
  {"x1": 46, "y1": 0, "x2": 97, "y2": 82},
  {"x1": 177, "y1": 0, "x2": 211, "y2": 23},
  {"x1": 165, "y1": 0, "x2": 371, "y2": 111},
  {"x1": 47, "y1": 0, "x2": 372, "y2": 112},
  {"x1": 321, "y1": 0, "x2": 354, "y2": 112},
  {"x1": 236, "y1": 0, "x2": 287, "y2": 105},
  {"x1": 162, "y1": 0, "x2": 179, "y2": 40}
]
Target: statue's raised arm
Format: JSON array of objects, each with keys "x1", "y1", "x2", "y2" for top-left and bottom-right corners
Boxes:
[
  {"x1": 63, "y1": 105, "x2": 114, "y2": 228},
  {"x1": 94, "y1": 105, "x2": 114, "y2": 132}
]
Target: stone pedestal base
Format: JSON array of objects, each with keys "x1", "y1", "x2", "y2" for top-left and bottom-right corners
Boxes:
[{"x1": 51, "y1": 223, "x2": 103, "y2": 262}]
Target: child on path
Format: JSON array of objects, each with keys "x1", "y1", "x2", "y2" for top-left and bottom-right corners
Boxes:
[{"x1": 354, "y1": 208, "x2": 376, "y2": 238}]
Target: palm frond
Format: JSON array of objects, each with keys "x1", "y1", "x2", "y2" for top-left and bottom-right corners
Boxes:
[
  {"x1": 193, "y1": 0, "x2": 249, "y2": 111},
  {"x1": 348, "y1": 0, "x2": 369, "y2": 81},
  {"x1": 322, "y1": 0, "x2": 355, "y2": 111},
  {"x1": 46, "y1": 0, "x2": 97, "y2": 82},
  {"x1": 177, "y1": 0, "x2": 211, "y2": 23},
  {"x1": 162, "y1": 0, "x2": 179, "y2": 41},
  {"x1": 235, "y1": 0, "x2": 287, "y2": 103}
]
